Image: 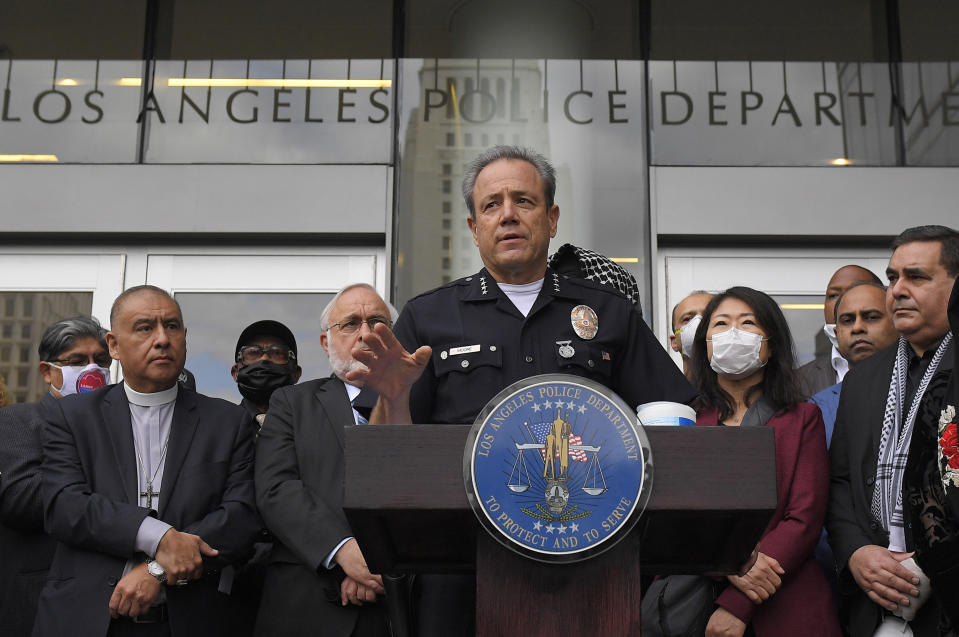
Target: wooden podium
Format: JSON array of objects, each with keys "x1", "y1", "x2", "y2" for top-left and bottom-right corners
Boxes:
[{"x1": 344, "y1": 425, "x2": 776, "y2": 636}]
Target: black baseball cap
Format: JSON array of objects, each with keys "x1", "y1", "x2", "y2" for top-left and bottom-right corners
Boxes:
[{"x1": 235, "y1": 320, "x2": 298, "y2": 361}]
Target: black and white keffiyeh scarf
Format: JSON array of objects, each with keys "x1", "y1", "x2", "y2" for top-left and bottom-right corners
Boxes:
[
  {"x1": 872, "y1": 333, "x2": 953, "y2": 534},
  {"x1": 547, "y1": 243, "x2": 641, "y2": 308}
]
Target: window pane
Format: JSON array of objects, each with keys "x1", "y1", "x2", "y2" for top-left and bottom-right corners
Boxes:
[
  {"x1": 773, "y1": 295, "x2": 827, "y2": 366},
  {"x1": 898, "y1": 62, "x2": 959, "y2": 165},
  {"x1": 899, "y1": 1, "x2": 959, "y2": 61},
  {"x1": 406, "y1": 0, "x2": 639, "y2": 59},
  {"x1": 0, "y1": 59, "x2": 146, "y2": 163},
  {"x1": 393, "y1": 59, "x2": 650, "y2": 312},
  {"x1": 175, "y1": 292, "x2": 334, "y2": 404},
  {"x1": 165, "y1": 0, "x2": 392, "y2": 59},
  {"x1": 143, "y1": 58, "x2": 393, "y2": 163},
  {"x1": 0, "y1": 291, "x2": 93, "y2": 404},
  {"x1": 0, "y1": 0, "x2": 146, "y2": 59},
  {"x1": 648, "y1": 61, "x2": 899, "y2": 166},
  {"x1": 650, "y1": 0, "x2": 886, "y2": 61}
]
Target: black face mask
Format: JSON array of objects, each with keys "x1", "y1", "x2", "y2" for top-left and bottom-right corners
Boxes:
[{"x1": 236, "y1": 360, "x2": 295, "y2": 406}]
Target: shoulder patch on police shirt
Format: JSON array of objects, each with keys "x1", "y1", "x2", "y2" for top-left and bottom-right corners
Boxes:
[{"x1": 404, "y1": 275, "x2": 473, "y2": 304}]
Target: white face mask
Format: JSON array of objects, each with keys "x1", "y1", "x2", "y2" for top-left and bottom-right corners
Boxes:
[
  {"x1": 679, "y1": 315, "x2": 702, "y2": 358},
  {"x1": 708, "y1": 327, "x2": 767, "y2": 380},
  {"x1": 822, "y1": 323, "x2": 839, "y2": 350},
  {"x1": 50, "y1": 362, "x2": 111, "y2": 396}
]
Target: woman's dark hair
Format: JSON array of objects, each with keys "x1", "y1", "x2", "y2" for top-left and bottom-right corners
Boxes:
[{"x1": 690, "y1": 286, "x2": 803, "y2": 421}]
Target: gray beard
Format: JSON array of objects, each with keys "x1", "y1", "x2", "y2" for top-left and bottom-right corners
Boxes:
[{"x1": 329, "y1": 348, "x2": 369, "y2": 386}]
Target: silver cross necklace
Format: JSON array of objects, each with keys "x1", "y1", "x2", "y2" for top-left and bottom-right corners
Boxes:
[{"x1": 132, "y1": 426, "x2": 172, "y2": 510}]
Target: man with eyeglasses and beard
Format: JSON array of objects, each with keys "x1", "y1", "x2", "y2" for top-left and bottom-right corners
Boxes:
[
  {"x1": 254, "y1": 283, "x2": 397, "y2": 637},
  {"x1": 231, "y1": 320, "x2": 302, "y2": 427},
  {"x1": 0, "y1": 316, "x2": 111, "y2": 637}
]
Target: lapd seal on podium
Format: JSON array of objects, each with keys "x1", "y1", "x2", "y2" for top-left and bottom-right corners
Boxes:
[{"x1": 464, "y1": 374, "x2": 653, "y2": 563}]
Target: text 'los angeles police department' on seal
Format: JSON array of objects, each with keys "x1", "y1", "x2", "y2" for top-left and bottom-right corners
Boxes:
[{"x1": 464, "y1": 374, "x2": 653, "y2": 564}]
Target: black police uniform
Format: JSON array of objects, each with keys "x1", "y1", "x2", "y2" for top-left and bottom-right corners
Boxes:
[
  {"x1": 394, "y1": 267, "x2": 696, "y2": 424},
  {"x1": 393, "y1": 267, "x2": 696, "y2": 637}
]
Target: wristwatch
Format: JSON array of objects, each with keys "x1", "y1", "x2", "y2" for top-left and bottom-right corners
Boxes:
[{"x1": 146, "y1": 560, "x2": 167, "y2": 584}]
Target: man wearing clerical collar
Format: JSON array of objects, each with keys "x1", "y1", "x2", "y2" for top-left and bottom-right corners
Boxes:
[{"x1": 36, "y1": 285, "x2": 261, "y2": 637}]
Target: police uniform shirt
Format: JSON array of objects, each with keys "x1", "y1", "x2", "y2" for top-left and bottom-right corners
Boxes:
[{"x1": 393, "y1": 267, "x2": 697, "y2": 425}]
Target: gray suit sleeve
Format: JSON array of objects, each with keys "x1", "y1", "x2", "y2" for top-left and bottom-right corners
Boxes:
[{"x1": 255, "y1": 387, "x2": 352, "y2": 571}]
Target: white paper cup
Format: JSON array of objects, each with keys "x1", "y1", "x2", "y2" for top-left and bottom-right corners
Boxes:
[{"x1": 637, "y1": 401, "x2": 697, "y2": 426}]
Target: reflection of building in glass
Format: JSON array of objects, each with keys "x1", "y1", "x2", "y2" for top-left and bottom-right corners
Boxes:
[
  {"x1": 396, "y1": 60, "x2": 551, "y2": 300},
  {"x1": 0, "y1": 292, "x2": 92, "y2": 404}
]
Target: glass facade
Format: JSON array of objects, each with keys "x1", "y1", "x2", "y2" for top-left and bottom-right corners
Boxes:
[
  {"x1": 393, "y1": 59, "x2": 649, "y2": 306},
  {"x1": 3, "y1": 0, "x2": 959, "y2": 331},
  {"x1": 0, "y1": 292, "x2": 93, "y2": 404},
  {"x1": 648, "y1": 61, "x2": 901, "y2": 166},
  {"x1": 144, "y1": 59, "x2": 393, "y2": 163}
]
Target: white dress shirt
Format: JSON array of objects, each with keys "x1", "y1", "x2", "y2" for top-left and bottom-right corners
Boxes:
[{"x1": 831, "y1": 345, "x2": 849, "y2": 383}]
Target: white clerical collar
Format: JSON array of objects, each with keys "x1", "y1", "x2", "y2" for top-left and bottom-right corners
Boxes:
[
  {"x1": 344, "y1": 382, "x2": 362, "y2": 402},
  {"x1": 124, "y1": 382, "x2": 178, "y2": 407}
]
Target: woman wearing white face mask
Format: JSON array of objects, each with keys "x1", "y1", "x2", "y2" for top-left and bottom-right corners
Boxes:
[{"x1": 689, "y1": 287, "x2": 840, "y2": 637}]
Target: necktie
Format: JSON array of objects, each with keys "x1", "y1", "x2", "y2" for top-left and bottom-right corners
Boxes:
[{"x1": 352, "y1": 400, "x2": 371, "y2": 425}]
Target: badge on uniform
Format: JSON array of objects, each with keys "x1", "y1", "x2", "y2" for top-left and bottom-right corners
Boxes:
[
  {"x1": 571, "y1": 305, "x2": 599, "y2": 340},
  {"x1": 556, "y1": 340, "x2": 575, "y2": 358}
]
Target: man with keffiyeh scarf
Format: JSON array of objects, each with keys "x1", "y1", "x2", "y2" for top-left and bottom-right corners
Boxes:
[{"x1": 828, "y1": 225, "x2": 959, "y2": 637}]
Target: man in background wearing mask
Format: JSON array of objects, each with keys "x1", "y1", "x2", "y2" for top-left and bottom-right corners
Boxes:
[
  {"x1": 0, "y1": 316, "x2": 110, "y2": 637},
  {"x1": 669, "y1": 290, "x2": 713, "y2": 379},
  {"x1": 231, "y1": 320, "x2": 301, "y2": 427},
  {"x1": 227, "y1": 320, "x2": 300, "y2": 636},
  {"x1": 798, "y1": 265, "x2": 882, "y2": 398}
]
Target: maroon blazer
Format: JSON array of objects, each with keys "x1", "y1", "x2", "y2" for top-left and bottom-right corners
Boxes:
[{"x1": 698, "y1": 402, "x2": 841, "y2": 637}]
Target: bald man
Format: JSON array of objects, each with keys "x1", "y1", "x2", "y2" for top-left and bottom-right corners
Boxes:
[
  {"x1": 797, "y1": 265, "x2": 882, "y2": 398},
  {"x1": 668, "y1": 291, "x2": 713, "y2": 379}
]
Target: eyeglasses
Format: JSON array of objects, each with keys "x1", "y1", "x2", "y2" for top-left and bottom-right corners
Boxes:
[
  {"x1": 51, "y1": 353, "x2": 114, "y2": 368},
  {"x1": 328, "y1": 316, "x2": 391, "y2": 335},
  {"x1": 237, "y1": 345, "x2": 296, "y2": 365}
]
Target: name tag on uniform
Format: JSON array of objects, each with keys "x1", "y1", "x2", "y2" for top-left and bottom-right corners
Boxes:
[{"x1": 449, "y1": 344, "x2": 481, "y2": 356}]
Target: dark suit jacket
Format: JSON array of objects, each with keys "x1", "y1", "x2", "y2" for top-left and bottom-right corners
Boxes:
[
  {"x1": 827, "y1": 343, "x2": 952, "y2": 636},
  {"x1": 0, "y1": 396, "x2": 58, "y2": 637},
  {"x1": 34, "y1": 384, "x2": 261, "y2": 637},
  {"x1": 254, "y1": 377, "x2": 385, "y2": 637},
  {"x1": 798, "y1": 353, "x2": 838, "y2": 399}
]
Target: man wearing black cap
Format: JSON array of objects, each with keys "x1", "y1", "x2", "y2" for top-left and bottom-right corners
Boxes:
[{"x1": 231, "y1": 320, "x2": 301, "y2": 425}]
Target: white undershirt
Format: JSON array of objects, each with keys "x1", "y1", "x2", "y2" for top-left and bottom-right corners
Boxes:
[{"x1": 497, "y1": 279, "x2": 544, "y2": 317}]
